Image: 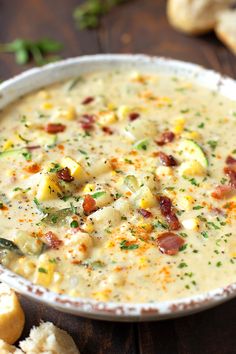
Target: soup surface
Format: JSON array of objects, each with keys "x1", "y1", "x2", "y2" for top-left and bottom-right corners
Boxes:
[{"x1": 0, "y1": 70, "x2": 236, "y2": 303}]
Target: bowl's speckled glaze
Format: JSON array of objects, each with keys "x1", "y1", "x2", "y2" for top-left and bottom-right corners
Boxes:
[{"x1": 1, "y1": 54, "x2": 236, "y2": 321}]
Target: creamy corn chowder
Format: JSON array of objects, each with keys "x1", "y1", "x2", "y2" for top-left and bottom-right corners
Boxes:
[{"x1": 0, "y1": 70, "x2": 236, "y2": 303}]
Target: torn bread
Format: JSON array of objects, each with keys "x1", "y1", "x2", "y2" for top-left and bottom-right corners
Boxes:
[
  {"x1": 0, "y1": 339, "x2": 23, "y2": 354},
  {"x1": 215, "y1": 9, "x2": 236, "y2": 54},
  {"x1": 167, "y1": 0, "x2": 234, "y2": 35},
  {"x1": 19, "y1": 322, "x2": 79, "y2": 354},
  {"x1": 0, "y1": 283, "x2": 25, "y2": 345}
]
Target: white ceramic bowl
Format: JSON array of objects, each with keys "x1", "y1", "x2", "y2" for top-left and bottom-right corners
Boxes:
[{"x1": 1, "y1": 54, "x2": 236, "y2": 322}]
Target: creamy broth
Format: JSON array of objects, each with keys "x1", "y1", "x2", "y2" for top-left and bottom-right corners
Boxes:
[{"x1": 0, "y1": 70, "x2": 236, "y2": 303}]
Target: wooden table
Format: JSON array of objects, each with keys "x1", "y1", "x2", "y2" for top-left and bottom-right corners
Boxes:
[{"x1": 1, "y1": 1, "x2": 236, "y2": 353}]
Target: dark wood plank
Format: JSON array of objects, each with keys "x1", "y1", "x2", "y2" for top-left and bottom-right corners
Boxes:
[
  {"x1": 98, "y1": 0, "x2": 236, "y2": 78},
  {"x1": 19, "y1": 295, "x2": 136, "y2": 354},
  {"x1": 0, "y1": 0, "x2": 100, "y2": 80},
  {"x1": 139, "y1": 298, "x2": 236, "y2": 354}
]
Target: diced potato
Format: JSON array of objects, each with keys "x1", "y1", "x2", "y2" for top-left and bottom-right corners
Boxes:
[
  {"x1": 182, "y1": 218, "x2": 200, "y2": 231},
  {"x1": 140, "y1": 172, "x2": 157, "y2": 191},
  {"x1": 38, "y1": 90, "x2": 51, "y2": 99},
  {"x1": 113, "y1": 197, "x2": 132, "y2": 215},
  {"x1": 65, "y1": 232, "x2": 93, "y2": 261},
  {"x1": 123, "y1": 118, "x2": 157, "y2": 141},
  {"x1": 156, "y1": 166, "x2": 173, "y2": 178},
  {"x1": 61, "y1": 157, "x2": 87, "y2": 181},
  {"x1": 86, "y1": 159, "x2": 111, "y2": 178},
  {"x1": 178, "y1": 161, "x2": 206, "y2": 177},
  {"x1": 133, "y1": 186, "x2": 156, "y2": 208},
  {"x1": 117, "y1": 105, "x2": 131, "y2": 120},
  {"x1": 177, "y1": 195, "x2": 195, "y2": 211},
  {"x1": 36, "y1": 174, "x2": 62, "y2": 201},
  {"x1": 98, "y1": 111, "x2": 117, "y2": 126},
  {"x1": 93, "y1": 191, "x2": 113, "y2": 208},
  {"x1": 35, "y1": 261, "x2": 55, "y2": 287},
  {"x1": 13, "y1": 230, "x2": 43, "y2": 256},
  {"x1": 88, "y1": 206, "x2": 121, "y2": 234}
]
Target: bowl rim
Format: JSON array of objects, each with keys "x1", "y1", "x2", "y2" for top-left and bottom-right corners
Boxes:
[{"x1": 1, "y1": 53, "x2": 236, "y2": 321}]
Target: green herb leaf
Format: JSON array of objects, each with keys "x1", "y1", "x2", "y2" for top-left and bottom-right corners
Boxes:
[
  {"x1": 120, "y1": 240, "x2": 139, "y2": 250},
  {"x1": 91, "y1": 191, "x2": 106, "y2": 199},
  {"x1": 70, "y1": 220, "x2": 79, "y2": 228},
  {"x1": 0, "y1": 38, "x2": 62, "y2": 66}
]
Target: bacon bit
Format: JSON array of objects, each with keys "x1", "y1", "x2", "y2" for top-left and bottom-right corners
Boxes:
[
  {"x1": 158, "y1": 152, "x2": 177, "y2": 166},
  {"x1": 102, "y1": 126, "x2": 113, "y2": 135},
  {"x1": 24, "y1": 163, "x2": 41, "y2": 174},
  {"x1": 57, "y1": 167, "x2": 74, "y2": 182},
  {"x1": 159, "y1": 196, "x2": 172, "y2": 216},
  {"x1": 156, "y1": 131, "x2": 175, "y2": 146},
  {"x1": 211, "y1": 185, "x2": 233, "y2": 199},
  {"x1": 129, "y1": 112, "x2": 140, "y2": 121},
  {"x1": 138, "y1": 208, "x2": 152, "y2": 218},
  {"x1": 57, "y1": 144, "x2": 64, "y2": 150},
  {"x1": 26, "y1": 145, "x2": 41, "y2": 151},
  {"x1": 159, "y1": 196, "x2": 181, "y2": 230},
  {"x1": 80, "y1": 114, "x2": 95, "y2": 131},
  {"x1": 0, "y1": 204, "x2": 8, "y2": 211},
  {"x1": 110, "y1": 157, "x2": 119, "y2": 170},
  {"x1": 224, "y1": 167, "x2": 236, "y2": 188},
  {"x1": 165, "y1": 213, "x2": 181, "y2": 230},
  {"x1": 157, "y1": 232, "x2": 185, "y2": 255},
  {"x1": 226, "y1": 155, "x2": 236, "y2": 165},
  {"x1": 44, "y1": 231, "x2": 63, "y2": 249},
  {"x1": 82, "y1": 195, "x2": 97, "y2": 214},
  {"x1": 45, "y1": 123, "x2": 66, "y2": 134},
  {"x1": 210, "y1": 207, "x2": 225, "y2": 216},
  {"x1": 82, "y1": 96, "x2": 94, "y2": 105}
]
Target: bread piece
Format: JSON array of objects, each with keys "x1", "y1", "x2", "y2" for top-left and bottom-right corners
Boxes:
[
  {"x1": 0, "y1": 339, "x2": 23, "y2": 354},
  {"x1": 19, "y1": 322, "x2": 79, "y2": 354},
  {"x1": 0, "y1": 283, "x2": 25, "y2": 344},
  {"x1": 215, "y1": 9, "x2": 236, "y2": 54},
  {"x1": 167, "y1": 0, "x2": 234, "y2": 35}
]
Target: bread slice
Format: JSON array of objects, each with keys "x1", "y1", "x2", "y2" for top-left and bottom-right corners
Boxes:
[
  {"x1": 0, "y1": 283, "x2": 25, "y2": 344},
  {"x1": 167, "y1": 0, "x2": 234, "y2": 35},
  {"x1": 215, "y1": 9, "x2": 236, "y2": 54},
  {"x1": 19, "y1": 322, "x2": 79, "y2": 354},
  {"x1": 0, "y1": 339, "x2": 23, "y2": 354}
]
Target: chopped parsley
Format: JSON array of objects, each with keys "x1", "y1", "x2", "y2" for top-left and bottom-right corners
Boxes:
[
  {"x1": 70, "y1": 220, "x2": 79, "y2": 228},
  {"x1": 120, "y1": 240, "x2": 139, "y2": 250}
]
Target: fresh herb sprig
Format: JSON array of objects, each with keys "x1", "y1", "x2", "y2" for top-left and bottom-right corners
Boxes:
[
  {"x1": 73, "y1": 0, "x2": 129, "y2": 29},
  {"x1": 0, "y1": 38, "x2": 62, "y2": 65}
]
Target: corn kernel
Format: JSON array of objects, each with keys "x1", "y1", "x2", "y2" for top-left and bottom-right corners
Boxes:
[
  {"x1": 41, "y1": 102, "x2": 53, "y2": 110},
  {"x1": 2, "y1": 140, "x2": 14, "y2": 151},
  {"x1": 83, "y1": 183, "x2": 95, "y2": 193},
  {"x1": 173, "y1": 117, "x2": 186, "y2": 134},
  {"x1": 82, "y1": 221, "x2": 94, "y2": 233},
  {"x1": 58, "y1": 106, "x2": 76, "y2": 120},
  {"x1": 137, "y1": 223, "x2": 153, "y2": 232},
  {"x1": 98, "y1": 111, "x2": 117, "y2": 126},
  {"x1": 107, "y1": 102, "x2": 116, "y2": 110},
  {"x1": 117, "y1": 105, "x2": 131, "y2": 120},
  {"x1": 182, "y1": 218, "x2": 200, "y2": 231},
  {"x1": 182, "y1": 131, "x2": 201, "y2": 140},
  {"x1": 38, "y1": 90, "x2": 51, "y2": 99}
]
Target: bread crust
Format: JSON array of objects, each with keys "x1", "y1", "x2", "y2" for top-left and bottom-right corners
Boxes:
[
  {"x1": 215, "y1": 9, "x2": 236, "y2": 54},
  {"x1": 167, "y1": 0, "x2": 234, "y2": 35}
]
